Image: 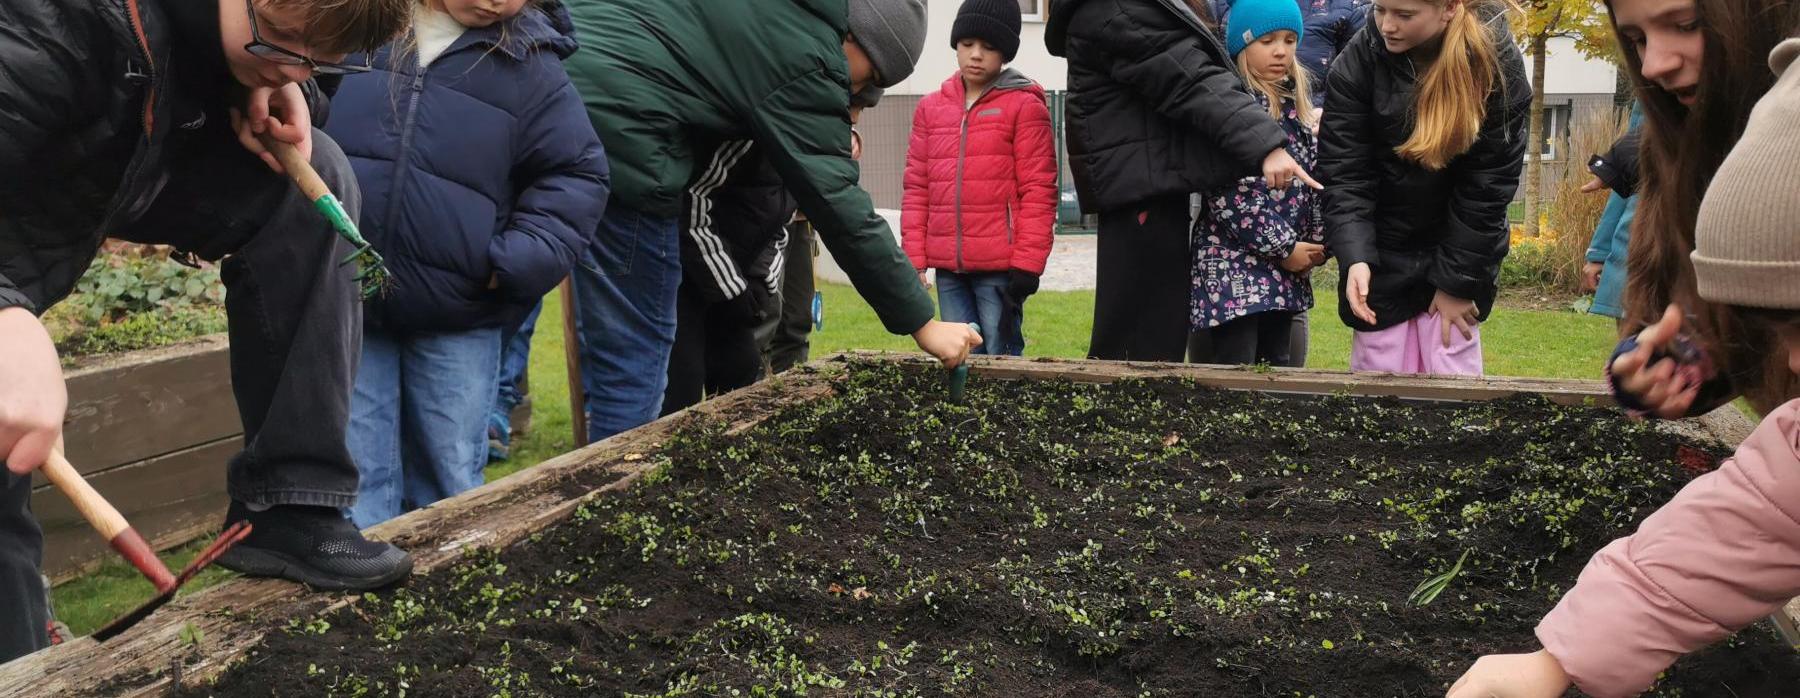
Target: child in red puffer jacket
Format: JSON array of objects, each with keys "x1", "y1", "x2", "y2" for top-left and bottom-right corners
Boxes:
[{"x1": 902, "y1": 0, "x2": 1057, "y2": 356}]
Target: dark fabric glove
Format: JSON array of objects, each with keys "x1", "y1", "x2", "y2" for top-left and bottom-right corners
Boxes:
[
  {"x1": 1006, "y1": 270, "x2": 1041, "y2": 305},
  {"x1": 1589, "y1": 125, "x2": 1640, "y2": 198},
  {"x1": 716, "y1": 289, "x2": 766, "y2": 329}
]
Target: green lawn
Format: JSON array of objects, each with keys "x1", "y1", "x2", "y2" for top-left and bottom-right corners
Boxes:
[{"x1": 50, "y1": 279, "x2": 1618, "y2": 637}]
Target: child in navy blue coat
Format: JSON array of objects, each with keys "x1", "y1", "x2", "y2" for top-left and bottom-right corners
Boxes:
[{"x1": 326, "y1": 0, "x2": 608, "y2": 528}]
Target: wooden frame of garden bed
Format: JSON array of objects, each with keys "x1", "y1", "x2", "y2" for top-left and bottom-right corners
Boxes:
[{"x1": 5, "y1": 353, "x2": 1794, "y2": 696}]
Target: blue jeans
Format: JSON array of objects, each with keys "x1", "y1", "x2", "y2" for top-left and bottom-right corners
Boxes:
[
  {"x1": 572, "y1": 204, "x2": 680, "y2": 443},
  {"x1": 936, "y1": 270, "x2": 1025, "y2": 356},
  {"x1": 346, "y1": 326, "x2": 503, "y2": 528},
  {"x1": 493, "y1": 301, "x2": 542, "y2": 420}
]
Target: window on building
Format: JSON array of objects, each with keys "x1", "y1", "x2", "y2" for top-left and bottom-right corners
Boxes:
[
  {"x1": 1538, "y1": 104, "x2": 1572, "y2": 160},
  {"x1": 1019, "y1": 0, "x2": 1045, "y2": 20}
]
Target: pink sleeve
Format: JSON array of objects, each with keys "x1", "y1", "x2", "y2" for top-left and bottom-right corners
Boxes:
[
  {"x1": 1536, "y1": 400, "x2": 1800, "y2": 698},
  {"x1": 900, "y1": 100, "x2": 931, "y2": 271},
  {"x1": 1010, "y1": 94, "x2": 1058, "y2": 275}
]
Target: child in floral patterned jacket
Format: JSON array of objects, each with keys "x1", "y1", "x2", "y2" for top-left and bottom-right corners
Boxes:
[{"x1": 1192, "y1": 0, "x2": 1327, "y2": 367}]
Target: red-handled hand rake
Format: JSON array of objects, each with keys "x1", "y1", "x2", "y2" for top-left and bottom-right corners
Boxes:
[{"x1": 40, "y1": 447, "x2": 252, "y2": 641}]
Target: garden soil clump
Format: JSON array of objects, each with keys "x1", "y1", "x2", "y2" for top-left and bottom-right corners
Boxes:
[{"x1": 183, "y1": 361, "x2": 1799, "y2": 696}]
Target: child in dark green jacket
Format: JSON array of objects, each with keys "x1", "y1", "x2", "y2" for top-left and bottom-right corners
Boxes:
[{"x1": 561, "y1": 0, "x2": 982, "y2": 442}]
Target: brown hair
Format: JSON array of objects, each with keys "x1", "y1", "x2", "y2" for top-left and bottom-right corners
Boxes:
[
  {"x1": 1608, "y1": 0, "x2": 1800, "y2": 413},
  {"x1": 1236, "y1": 40, "x2": 1318, "y2": 129},
  {"x1": 1396, "y1": 0, "x2": 1514, "y2": 171},
  {"x1": 265, "y1": 0, "x2": 415, "y2": 56}
]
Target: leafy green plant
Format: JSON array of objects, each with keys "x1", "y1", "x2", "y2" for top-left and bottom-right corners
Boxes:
[
  {"x1": 64, "y1": 249, "x2": 224, "y2": 324},
  {"x1": 1408, "y1": 549, "x2": 1472, "y2": 607},
  {"x1": 44, "y1": 246, "x2": 227, "y2": 357}
]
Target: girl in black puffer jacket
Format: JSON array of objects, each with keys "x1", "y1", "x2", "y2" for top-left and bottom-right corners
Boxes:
[{"x1": 1319, "y1": 0, "x2": 1529, "y2": 376}]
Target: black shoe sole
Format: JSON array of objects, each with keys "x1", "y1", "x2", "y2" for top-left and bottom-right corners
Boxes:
[{"x1": 214, "y1": 545, "x2": 414, "y2": 591}]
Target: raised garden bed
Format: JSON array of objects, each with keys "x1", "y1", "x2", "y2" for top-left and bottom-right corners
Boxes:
[{"x1": 7, "y1": 356, "x2": 1796, "y2": 696}]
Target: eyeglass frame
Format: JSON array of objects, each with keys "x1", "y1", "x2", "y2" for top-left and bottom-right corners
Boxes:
[{"x1": 242, "y1": 0, "x2": 372, "y2": 75}]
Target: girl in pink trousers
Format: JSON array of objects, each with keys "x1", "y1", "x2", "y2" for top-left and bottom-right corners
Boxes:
[{"x1": 1447, "y1": 37, "x2": 1800, "y2": 698}]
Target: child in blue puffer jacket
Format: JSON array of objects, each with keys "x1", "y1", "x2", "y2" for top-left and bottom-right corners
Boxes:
[{"x1": 325, "y1": 0, "x2": 609, "y2": 528}]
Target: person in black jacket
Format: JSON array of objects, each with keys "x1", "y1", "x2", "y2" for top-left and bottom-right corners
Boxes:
[
  {"x1": 663, "y1": 141, "x2": 800, "y2": 415},
  {"x1": 0, "y1": 0, "x2": 413, "y2": 662},
  {"x1": 1047, "y1": 0, "x2": 1321, "y2": 362},
  {"x1": 1319, "y1": 0, "x2": 1530, "y2": 376}
]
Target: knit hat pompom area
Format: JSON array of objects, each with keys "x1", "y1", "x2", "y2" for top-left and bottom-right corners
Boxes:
[
  {"x1": 1225, "y1": 0, "x2": 1305, "y2": 58},
  {"x1": 1692, "y1": 38, "x2": 1800, "y2": 310},
  {"x1": 951, "y1": 0, "x2": 1023, "y2": 63},
  {"x1": 847, "y1": 0, "x2": 929, "y2": 88}
]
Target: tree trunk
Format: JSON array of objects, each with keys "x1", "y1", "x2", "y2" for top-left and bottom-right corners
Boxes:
[{"x1": 1523, "y1": 33, "x2": 1548, "y2": 238}]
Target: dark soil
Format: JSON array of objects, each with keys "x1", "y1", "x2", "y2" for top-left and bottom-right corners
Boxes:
[{"x1": 179, "y1": 361, "x2": 1799, "y2": 697}]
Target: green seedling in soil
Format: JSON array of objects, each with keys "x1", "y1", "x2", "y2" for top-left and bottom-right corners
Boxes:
[
  {"x1": 1408, "y1": 549, "x2": 1472, "y2": 607},
  {"x1": 178, "y1": 622, "x2": 205, "y2": 650}
]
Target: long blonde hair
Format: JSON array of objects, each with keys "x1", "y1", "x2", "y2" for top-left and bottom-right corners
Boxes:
[
  {"x1": 1235, "y1": 39, "x2": 1316, "y2": 130},
  {"x1": 1395, "y1": 0, "x2": 1510, "y2": 171}
]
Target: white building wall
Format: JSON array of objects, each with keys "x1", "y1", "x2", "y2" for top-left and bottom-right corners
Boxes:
[
  {"x1": 885, "y1": 4, "x2": 1067, "y2": 96},
  {"x1": 1533, "y1": 36, "x2": 1618, "y2": 95}
]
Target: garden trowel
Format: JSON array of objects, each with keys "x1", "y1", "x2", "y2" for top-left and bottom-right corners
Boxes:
[
  {"x1": 40, "y1": 447, "x2": 252, "y2": 641},
  {"x1": 946, "y1": 322, "x2": 981, "y2": 403}
]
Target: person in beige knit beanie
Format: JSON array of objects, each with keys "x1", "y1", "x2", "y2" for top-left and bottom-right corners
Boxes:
[{"x1": 1693, "y1": 38, "x2": 1800, "y2": 315}]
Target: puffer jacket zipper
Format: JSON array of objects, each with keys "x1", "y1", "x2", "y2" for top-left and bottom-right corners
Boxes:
[
  {"x1": 955, "y1": 82, "x2": 1021, "y2": 273},
  {"x1": 388, "y1": 59, "x2": 429, "y2": 232}
]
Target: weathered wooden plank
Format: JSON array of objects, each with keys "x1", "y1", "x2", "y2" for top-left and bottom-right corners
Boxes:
[
  {"x1": 0, "y1": 369, "x2": 840, "y2": 697},
  {"x1": 42, "y1": 336, "x2": 239, "y2": 482},
  {"x1": 835, "y1": 352, "x2": 1618, "y2": 405},
  {"x1": 32, "y1": 438, "x2": 238, "y2": 583}
]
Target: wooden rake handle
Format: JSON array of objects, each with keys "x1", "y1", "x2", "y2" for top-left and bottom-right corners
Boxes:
[{"x1": 264, "y1": 138, "x2": 332, "y2": 201}]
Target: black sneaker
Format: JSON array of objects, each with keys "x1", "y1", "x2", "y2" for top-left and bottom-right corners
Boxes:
[{"x1": 214, "y1": 503, "x2": 414, "y2": 591}]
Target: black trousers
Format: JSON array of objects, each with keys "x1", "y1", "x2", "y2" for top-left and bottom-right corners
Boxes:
[
  {"x1": 1209, "y1": 311, "x2": 1298, "y2": 367},
  {"x1": 1191, "y1": 310, "x2": 1310, "y2": 367},
  {"x1": 1, "y1": 131, "x2": 364, "y2": 663},
  {"x1": 759, "y1": 221, "x2": 815, "y2": 374},
  {"x1": 1090, "y1": 195, "x2": 1192, "y2": 361},
  {"x1": 663, "y1": 283, "x2": 765, "y2": 416}
]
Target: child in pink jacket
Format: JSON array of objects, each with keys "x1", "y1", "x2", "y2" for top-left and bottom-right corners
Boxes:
[
  {"x1": 901, "y1": 0, "x2": 1057, "y2": 356},
  {"x1": 1447, "y1": 37, "x2": 1800, "y2": 698}
]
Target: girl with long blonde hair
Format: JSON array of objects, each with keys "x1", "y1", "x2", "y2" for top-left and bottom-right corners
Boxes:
[{"x1": 1317, "y1": 0, "x2": 1530, "y2": 376}]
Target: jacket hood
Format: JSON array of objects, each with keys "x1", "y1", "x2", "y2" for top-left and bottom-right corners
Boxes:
[
  {"x1": 1046, "y1": 0, "x2": 1091, "y2": 55},
  {"x1": 451, "y1": 3, "x2": 576, "y2": 62},
  {"x1": 504, "y1": 3, "x2": 579, "y2": 60},
  {"x1": 1048, "y1": 0, "x2": 1217, "y2": 56},
  {"x1": 936, "y1": 68, "x2": 1044, "y2": 100}
]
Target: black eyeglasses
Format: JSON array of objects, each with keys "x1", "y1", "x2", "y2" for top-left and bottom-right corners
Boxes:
[{"x1": 243, "y1": 0, "x2": 372, "y2": 75}]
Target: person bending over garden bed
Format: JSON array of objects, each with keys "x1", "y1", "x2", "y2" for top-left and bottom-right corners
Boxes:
[
  {"x1": 0, "y1": 0, "x2": 414, "y2": 664},
  {"x1": 559, "y1": 0, "x2": 983, "y2": 444},
  {"x1": 1598, "y1": 0, "x2": 1800, "y2": 421}
]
